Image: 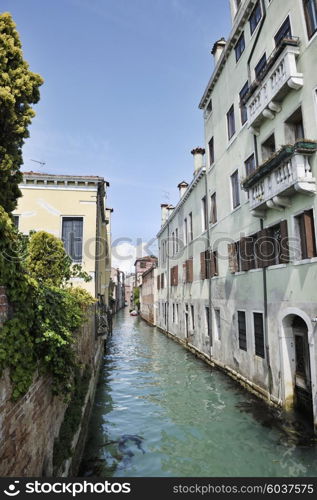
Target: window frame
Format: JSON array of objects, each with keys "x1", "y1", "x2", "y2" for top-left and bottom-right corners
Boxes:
[
  {"x1": 227, "y1": 104, "x2": 236, "y2": 141},
  {"x1": 231, "y1": 170, "x2": 240, "y2": 209},
  {"x1": 235, "y1": 31, "x2": 245, "y2": 62},
  {"x1": 61, "y1": 216, "x2": 84, "y2": 263},
  {"x1": 253, "y1": 311, "x2": 265, "y2": 358},
  {"x1": 238, "y1": 310, "x2": 247, "y2": 351},
  {"x1": 249, "y1": 1, "x2": 262, "y2": 35},
  {"x1": 303, "y1": 0, "x2": 317, "y2": 39}
]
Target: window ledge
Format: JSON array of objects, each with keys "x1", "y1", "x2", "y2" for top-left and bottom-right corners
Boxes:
[
  {"x1": 293, "y1": 257, "x2": 317, "y2": 266},
  {"x1": 231, "y1": 204, "x2": 241, "y2": 214},
  {"x1": 249, "y1": 268, "x2": 263, "y2": 273},
  {"x1": 267, "y1": 264, "x2": 287, "y2": 270},
  {"x1": 234, "y1": 271, "x2": 246, "y2": 276},
  {"x1": 226, "y1": 133, "x2": 238, "y2": 150}
]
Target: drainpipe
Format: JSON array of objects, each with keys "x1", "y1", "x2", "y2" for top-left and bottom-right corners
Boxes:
[
  {"x1": 247, "y1": 0, "x2": 273, "y2": 397},
  {"x1": 204, "y1": 170, "x2": 213, "y2": 347}
]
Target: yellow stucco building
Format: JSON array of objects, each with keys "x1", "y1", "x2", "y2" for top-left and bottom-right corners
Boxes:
[{"x1": 13, "y1": 171, "x2": 112, "y2": 301}]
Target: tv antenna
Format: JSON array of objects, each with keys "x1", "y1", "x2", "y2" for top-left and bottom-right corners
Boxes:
[{"x1": 30, "y1": 159, "x2": 46, "y2": 167}]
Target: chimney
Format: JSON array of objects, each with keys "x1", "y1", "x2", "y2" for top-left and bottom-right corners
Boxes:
[
  {"x1": 161, "y1": 204, "x2": 169, "y2": 226},
  {"x1": 178, "y1": 181, "x2": 189, "y2": 199},
  {"x1": 211, "y1": 38, "x2": 226, "y2": 66},
  {"x1": 191, "y1": 147, "x2": 205, "y2": 175}
]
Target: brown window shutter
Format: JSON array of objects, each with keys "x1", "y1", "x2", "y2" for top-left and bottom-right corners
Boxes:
[
  {"x1": 157, "y1": 275, "x2": 160, "y2": 290},
  {"x1": 210, "y1": 251, "x2": 216, "y2": 277},
  {"x1": 256, "y1": 229, "x2": 274, "y2": 268},
  {"x1": 240, "y1": 237, "x2": 255, "y2": 271},
  {"x1": 188, "y1": 258, "x2": 193, "y2": 283},
  {"x1": 304, "y1": 210, "x2": 317, "y2": 258},
  {"x1": 279, "y1": 220, "x2": 289, "y2": 263},
  {"x1": 183, "y1": 262, "x2": 187, "y2": 283},
  {"x1": 228, "y1": 243, "x2": 238, "y2": 273},
  {"x1": 200, "y1": 251, "x2": 206, "y2": 280},
  {"x1": 175, "y1": 265, "x2": 178, "y2": 285}
]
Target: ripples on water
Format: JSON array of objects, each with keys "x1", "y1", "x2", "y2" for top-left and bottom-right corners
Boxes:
[{"x1": 80, "y1": 310, "x2": 317, "y2": 477}]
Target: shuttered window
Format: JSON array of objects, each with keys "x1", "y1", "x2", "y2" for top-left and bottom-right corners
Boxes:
[
  {"x1": 210, "y1": 193, "x2": 217, "y2": 224},
  {"x1": 296, "y1": 209, "x2": 317, "y2": 259},
  {"x1": 238, "y1": 311, "x2": 247, "y2": 351},
  {"x1": 254, "y1": 312, "x2": 265, "y2": 358},
  {"x1": 161, "y1": 273, "x2": 164, "y2": 289},
  {"x1": 228, "y1": 243, "x2": 239, "y2": 273},
  {"x1": 62, "y1": 217, "x2": 83, "y2": 262},
  {"x1": 186, "y1": 258, "x2": 193, "y2": 283},
  {"x1": 170, "y1": 265, "x2": 178, "y2": 286},
  {"x1": 231, "y1": 170, "x2": 240, "y2": 209},
  {"x1": 240, "y1": 236, "x2": 255, "y2": 271}
]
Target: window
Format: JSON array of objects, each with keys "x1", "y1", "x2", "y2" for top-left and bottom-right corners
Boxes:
[
  {"x1": 227, "y1": 105, "x2": 236, "y2": 140},
  {"x1": 184, "y1": 218, "x2": 188, "y2": 245},
  {"x1": 170, "y1": 265, "x2": 179, "y2": 286},
  {"x1": 202, "y1": 196, "x2": 208, "y2": 231},
  {"x1": 238, "y1": 311, "x2": 247, "y2": 351},
  {"x1": 255, "y1": 53, "x2": 267, "y2": 80},
  {"x1": 235, "y1": 32, "x2": 245, "y2": 61},
  {"x1": 175, "y1": 228, "x2": 179, "y2": 253},
  {"x1": 228, "y1": 220, "x2": 290, "y2": 272},
  {"x1": 211, "y1": 251, "x2": 218, "y2": 277},
  {"x1": 245, "y1": 153, "x2": 256, "y2": 177},
  {"x1": 184, "y1": 258, "x2": 193, "y2": 283},
  {"x1": 157, "y1": 275, "x2": 160, "y2": 290},
  {"x1": 214, "y1": 309, "x2": 221, "y2": 340},
  {"x1": 210, "y1": 193, "x2": 217, "y2": 224},
  {"x1": 62, "y1": 217, "x2": 83, "y2": 262},
  {"x1": 176, "y1": 304, "x2": 179, "y2": 324},
  {"x1": 164, "y1": 302, "x2": 168, "y2": 325},
  {"x1": 208, "y1": 137, "x2": 214, "y2": 165},
  {"x1": 254, "y1": 312, "x2": 265, "y2": 358},
  {"x1": 13, "y1": 215, "x2": 19, "y2": 229},
  {"x1": 239, "y1": 82, "x2": 249, "y2": 125},
  {"x1": 161, "y1": 273, "x2": 164, "y2": 289},
  {"x1": 172, "y1": 303, "x2": 175, "y2": 323},
  {"x1": 285, "y1": 107, "x2": 304, "y2": 143},
  {"x1": 295, "y1": 209, "x2": 317, "y2": 259},
  {"x1": 231, "y1": 170, "x2": 240, "y2": 209},
  {"x1": 191, "y1": 305, "x2": 195, "y2": 329},
  {"x1": 205, "y1": 307, "x2": 212, "y2": 341},
  {"x1": 303, "y1": 0, "x2": 317, "y2": 39},
  {"x1": 189, "y1": 212, "x2": 193, "y2": 241},
  {"x1": 249, "y1": 1, "x2": 262, "y2": 34},
  {"x1": 274, "y1": 16, "x2": 292, "y2": 46},
  {"x1": 172, "y1": 231, "x2": 175, "y2": 256},
  {"x1": 261, "y1": 133, "x2": 275, "y2": 162}
]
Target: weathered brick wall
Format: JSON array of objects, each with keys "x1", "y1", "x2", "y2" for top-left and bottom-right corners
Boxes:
[
  {"x1": 0, "y1": 286, "x2": 8, "y2": 326},
  {"x1": 0, "y1": 301, "x2": 104, "y2": 477}
]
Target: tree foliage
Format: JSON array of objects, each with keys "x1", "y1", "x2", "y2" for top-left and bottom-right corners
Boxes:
[{"x1": 0, "y1": 12, "x2": 43, "y2": 212}]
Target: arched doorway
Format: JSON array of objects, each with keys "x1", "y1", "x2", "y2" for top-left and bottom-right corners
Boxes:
[
  {"x1": 292, "y1": 316, "x2": 313, "y2": 419},
  {"x1": 280, "y1": 311, "x2": 314, "y2": 425}
]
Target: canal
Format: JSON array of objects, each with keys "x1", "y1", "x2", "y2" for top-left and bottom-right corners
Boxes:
[{"x1": 80, "y1": 310, "x2": 317, "y2": 477}]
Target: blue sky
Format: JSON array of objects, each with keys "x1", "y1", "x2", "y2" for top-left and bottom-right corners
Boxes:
[{"x1": 2, "y1": 0, "x2": 230, "y2": 267}]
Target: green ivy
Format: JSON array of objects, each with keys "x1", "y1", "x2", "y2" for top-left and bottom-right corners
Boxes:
[{"x1": 0, "y1": 207, "x2": 95, "y2": 400}]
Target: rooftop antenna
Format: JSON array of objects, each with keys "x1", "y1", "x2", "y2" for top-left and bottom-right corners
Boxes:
[{"x1": 30, "y1": 159, "x2": 46, "y2": 167}]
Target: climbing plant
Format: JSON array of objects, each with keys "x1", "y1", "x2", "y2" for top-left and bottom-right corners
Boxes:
[{"x1": 0, "y1": 208, "x2": 95, "y2": 400}]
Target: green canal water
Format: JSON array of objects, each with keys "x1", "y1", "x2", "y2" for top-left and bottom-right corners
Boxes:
[{"x1": 80, "y1": 310, "x2": 317, "y2": 477}]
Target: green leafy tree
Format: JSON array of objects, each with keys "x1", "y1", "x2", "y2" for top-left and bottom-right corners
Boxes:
[{"x1": 0, "y1": 12, "x2": 43, "y2": 212}]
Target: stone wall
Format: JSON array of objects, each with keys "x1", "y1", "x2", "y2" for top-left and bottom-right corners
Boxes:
[{"x1": 0, "y1": 294, "x2": 104, "y2": 477}]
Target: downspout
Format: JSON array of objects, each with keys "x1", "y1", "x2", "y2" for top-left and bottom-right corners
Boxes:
[
  {"x1": 166, "y1": 218, "x2": 170, "y2": 334},
  {"x1": 247, "y1": 0, "x2": 273, "y2": 397},
  {"x1": 204, "y1": 169, "x2": 213, "y2": 348}
]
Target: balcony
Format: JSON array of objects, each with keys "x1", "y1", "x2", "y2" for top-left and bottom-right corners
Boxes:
[
  {"x1": 241, "y1": 141, "x2": 317, "y2": 214},
  {"x1": 245, "y1": 38, "x2": 303, "y2": 130}
]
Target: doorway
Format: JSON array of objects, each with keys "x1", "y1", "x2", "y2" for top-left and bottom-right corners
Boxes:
[{"x1": 293, "y1": 316, "x2": 313, "y2": 419}]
